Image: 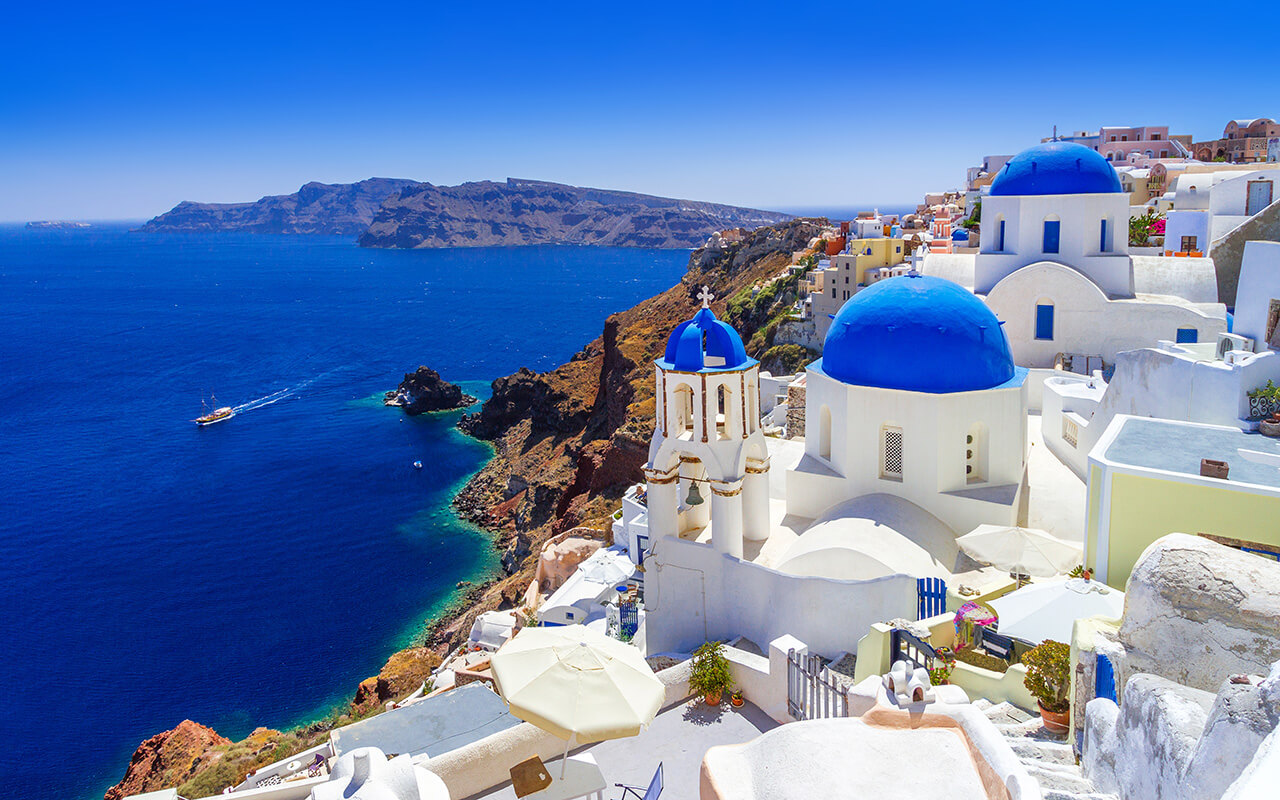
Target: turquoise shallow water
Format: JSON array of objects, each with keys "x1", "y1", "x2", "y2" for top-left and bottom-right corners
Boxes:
[{"x1": 0, "y1": 225, "x2": 689, "y2": 800}]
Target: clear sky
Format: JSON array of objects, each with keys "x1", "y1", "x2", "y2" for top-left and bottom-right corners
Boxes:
[{"x1": 2, "y1": 0, "x2": 1274, "y2": 222}]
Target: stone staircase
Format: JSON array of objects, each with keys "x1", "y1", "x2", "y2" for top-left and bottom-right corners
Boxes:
[{"x1": 973, "y1": 699, "x2": 1117, "y2": 800}]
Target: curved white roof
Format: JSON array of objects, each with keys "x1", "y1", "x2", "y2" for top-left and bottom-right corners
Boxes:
[{"x1": 774, "y1": 494, "x2": 958, "y2": 581}]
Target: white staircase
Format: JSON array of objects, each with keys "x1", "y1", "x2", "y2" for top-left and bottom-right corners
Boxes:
[{"x1": 974, "y1": 700, "x2": 1117, "y2": 800}]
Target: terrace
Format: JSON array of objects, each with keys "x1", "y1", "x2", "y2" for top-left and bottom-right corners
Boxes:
[{"x1": 466, "y1": 699, "x2": 779, "y2": 800}]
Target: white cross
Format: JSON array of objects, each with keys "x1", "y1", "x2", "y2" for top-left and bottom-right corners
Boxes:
[{"x1": 697, "y1": 285, "x2": 714, "y2": 309}]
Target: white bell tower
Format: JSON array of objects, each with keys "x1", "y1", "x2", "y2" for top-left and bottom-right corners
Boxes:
[{"x1": 643, "y1": 287, "x2": 770, "y2": 559}]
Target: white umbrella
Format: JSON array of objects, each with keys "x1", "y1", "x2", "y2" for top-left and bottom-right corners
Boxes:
[
  {"x1": 957, "y1": 524, "x2": 1082, "y2": 578},
  {"x1": 989, "y1": 578, "x2": 1124, "y2": 644},
  {"x1": 578, "y1": 551, "x2": 633, "y2": 586},
  {"x1": 490, "y1": 624, "x2": 664, "y2": 778}
]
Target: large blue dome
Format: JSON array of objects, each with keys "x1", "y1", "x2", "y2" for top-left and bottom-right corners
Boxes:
[
  {"x1": 820, "y1": 275, "x2": 1016, "y2": 393},
  {"x1": 659, "y1": 307, "x2": 754, "y2": 372},
  {"x1": 989, "y1": 141, "x2": 1123, "y2": 197}
]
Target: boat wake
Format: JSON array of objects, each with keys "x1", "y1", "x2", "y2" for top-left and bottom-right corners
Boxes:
[{"x1": 228, "y1": 367, "x2": 351, "y2": 415}]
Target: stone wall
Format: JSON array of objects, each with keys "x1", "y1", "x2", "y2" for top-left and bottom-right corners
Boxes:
[
  {"x1": 1211, "y1": 196, "x2": 1280, "y2": 306},
  {"x1": 772, "y1": 318, "x2": 824, "y2": 353},
  {"x1": 785, "y1": 382, "x2": 806, "y2": 438}
]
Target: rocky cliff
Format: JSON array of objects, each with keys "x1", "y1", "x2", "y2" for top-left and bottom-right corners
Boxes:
[
  {"x1": 384, "y1": 366, "x2": 477, "y2": 414},
  {"x1": 138, "y1": 178, "x2": 420, "y2": 235},
  {"x1": 105, "y1": 721, "x2": 230, "y2": 800},
  {"x1": 357, "y1": 178, "x2": 792, "y2": 249},
  {"x1": 437, "y1": 218, "x2": 823, "y2": 650}
]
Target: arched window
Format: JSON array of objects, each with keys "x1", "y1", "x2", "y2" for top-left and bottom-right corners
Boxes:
[
  {"x1": 674, "y1": 384, "x2": 694, "y2": 437},
  {"x1": 996, "y1": 217, "x2": 1006, "y2": 252},
  {"x1": 747, "y1": 380, "x2": 757, "y2": 434},
  {"x1": 819, "y1": 405, "x2": 832, "y2": 460},
  {"x1": 716, "y1": 384, "x2": 732, "y2": 441},
  {"x1": 966, "y1": 423, "x2": 988, "y2": 483}
]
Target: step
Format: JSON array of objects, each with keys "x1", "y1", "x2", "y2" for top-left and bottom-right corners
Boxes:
[
  {"x1": 995, "y1": 716, "x2": 1068, "y2": 741},
  {"x1": 971, "y1": 698, "x2": 994, "y2": 712},
  {"x1": 1042, "y1": 791, "x2": 1118, "y2": 800},
  {"x1": 984, "y1": 701, "x2": 1034, "y2": 726},
  {"x1": 1009, "y1": 739, "x2": 1076, "y2": 767},
  {"x1": 1026, "y1": 763, "x2": 1099, "y2": 794}
]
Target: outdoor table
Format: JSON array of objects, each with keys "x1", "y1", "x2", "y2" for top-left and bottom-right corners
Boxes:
[{"x1": 522, "y1": 753, "x2": 605, "y2": 800}]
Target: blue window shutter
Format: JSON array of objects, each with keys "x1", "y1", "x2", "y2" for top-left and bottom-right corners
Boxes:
[
  {"x1": 1043, "y1": 220, "x2": 1060, "y2": 254},
  {"x1": 998, "y1": 219, "x2": 1006, "y2": 251},
  {"x1": 1100, "y1": 219, "x2": 1108, "y2": 252},
  {"x1": 1176, "y1": 328, "x2": 1198, "y2": 343},
  {"x1": 1036, "y1": 304, "x2": 1054, "y2": 340}
]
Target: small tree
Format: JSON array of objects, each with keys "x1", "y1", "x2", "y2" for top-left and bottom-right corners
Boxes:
[
  {"x1": 689, "y1": 641, "x2": 734, "y2": 702},
  {"x1": 1129, "y1": 208, "x2": 1165, "y2": 247},
  {"x1": 1022, "y1": 640, "x2": 1071, "y2": 713}
]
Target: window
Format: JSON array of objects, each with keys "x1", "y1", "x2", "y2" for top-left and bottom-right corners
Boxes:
[
  {"x1": 1181, "y1": 235, "x2": 1198, "y2": 253},
  {"x1": 1160, "y1": 150, "x2": 1168, "y2": 158},
  {"x1": 1099, "y1": 219, "x2": 1108, "y2": 252},
  {"x1": 674, "y1": 385, "x2": 694, "y2": 436},
  {"x1": 1043, "y1": 219, "x2": 1060, "y2": 254},
  {"x1": 1176, "y1": 328, "x2": 1198, "y2": 344},
  {"x1": 1035, "y1": 303, "x2": 1055, "y2": 340},
  {"x1": 881, "y1": 426, "x2": 903, "y2": 479},
  {"x1": 966, "y1": 423, "x2": 987, "y2": 483},
  {"x1": 1152, "y1": 133, "x2": 1162, "y2": 140},
  {"x1": 818, "y1": 406, "x2": 832, "y2": 460},
  {"x1": 997, "y1": 219, "x2": 1006, "y2": 251},
  {"x1": 716, "y1": 384, "x2": 731, "y2": 440}
]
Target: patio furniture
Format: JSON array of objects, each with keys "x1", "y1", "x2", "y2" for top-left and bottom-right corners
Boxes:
[
  {"x1": 511, "y1": 755, "x2": 553, "y2": 798},
  {"x1": 490, "y1": 624, "x2": 664, "y2": 778},
  {"x1": 957, "y1": 524, "x2": 1082, "y2": 578},
  {"x1": 616, "y1": 762, "x2": 663, "y2": 800},
  {"x1": 519, "y1": 753, "x2": 606, "y2": 800}
]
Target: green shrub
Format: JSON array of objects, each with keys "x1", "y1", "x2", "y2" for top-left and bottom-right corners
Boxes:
[
  {"x1": 689, "y1": 641, "x2": 733, "y2": 698},
  {"x1": 1022, "y1": 640, "x2": 1071, "y2": 712}
]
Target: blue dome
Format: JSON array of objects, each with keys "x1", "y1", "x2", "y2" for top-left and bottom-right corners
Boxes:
[
  {"x1": 989, "y1": 141, "x2": 1123, "y2": 197},
  {"x1": 820, "y1": 275, "x2": 1016, "y2": 393},
  {"x1": 660, "y1": 307, "x2": 754, "y2": 372},
  {"x1": 951, "y1": 228, "x2": 970, "y2": 241}
]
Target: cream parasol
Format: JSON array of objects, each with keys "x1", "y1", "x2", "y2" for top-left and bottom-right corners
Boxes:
[{"x1": 490, "y1": 624, "x2": 664, "y2": 778}]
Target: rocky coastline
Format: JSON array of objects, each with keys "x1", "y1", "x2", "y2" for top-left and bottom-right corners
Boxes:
[
  {"x1": 105, "y1": 218, "x2": 822, "y2": 800},
  {"x1": 383, "y1": 366, "x2": 477, "y2": 415}
]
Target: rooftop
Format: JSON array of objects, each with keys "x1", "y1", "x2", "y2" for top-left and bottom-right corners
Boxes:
[
  {"x1": 1100, "y1": 416, "x2": 1280, "y2": 490},
  {"x1": 466, "y1": 700, "x2": 778, "y2": 800},
  {"x1": 332, "y1": 683, "x2": 520, "y2": 760}
]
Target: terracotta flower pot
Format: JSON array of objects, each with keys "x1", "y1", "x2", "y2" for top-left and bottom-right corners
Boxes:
[
  {"x1": 1039, "y1": 702, "x2": 1069, "y2": 734},
  {"x1": 730, "y1": 694, "x2": 744, "y2": 707},
  {"x1": 705, "y1": 690, "x2": 722, "y2": 706}
]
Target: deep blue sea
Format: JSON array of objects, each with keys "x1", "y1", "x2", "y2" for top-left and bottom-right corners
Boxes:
[{"x1": 0, "y1": 224, "x2": 689, "y2": 800}]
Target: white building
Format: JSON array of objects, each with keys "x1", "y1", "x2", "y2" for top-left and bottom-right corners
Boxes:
[
  {"x1": 975, "y1": 141, "x2": 1227, "y2": 368},
  {"x1": 1164, "y1": 168, "x2": 1278, "y2": 256},
  {"x1": 1042, "y1": 240, "x2": 1280, "y2": 478},
  {"x1": 635, "y1": 277, "x2": 1028, "y2": 656}
]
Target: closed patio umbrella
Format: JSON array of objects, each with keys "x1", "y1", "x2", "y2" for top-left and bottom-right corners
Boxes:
[
  {"x1": 490, "y1": 624, "x2": 664, "y2": 778},
  {"x1": 957, "y1": 524, "x2": 1082, "y2": 578}
]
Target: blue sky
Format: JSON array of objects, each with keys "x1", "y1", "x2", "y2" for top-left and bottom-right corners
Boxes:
[{"x1": 1, "y1": 1, "x2": 1274, "y2": 221}]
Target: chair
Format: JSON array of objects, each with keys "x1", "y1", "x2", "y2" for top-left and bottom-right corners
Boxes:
[{"x1": 616, "y1": 762, "x2": 663, "y2": 800}]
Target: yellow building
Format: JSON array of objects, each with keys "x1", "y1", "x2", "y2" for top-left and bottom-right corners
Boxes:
[
  {"x1": 1085, "y1": 415, "x2": 1280, "y2": 589},
  {"x1": 809, "y1": 238, "x2": 909, "y2": 337}
]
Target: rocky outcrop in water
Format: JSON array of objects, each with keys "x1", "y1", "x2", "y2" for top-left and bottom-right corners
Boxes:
[
  {"x1": 105, "y1": 720, "x2": 230, "y2": 800},
  {"x1": 351, "y1": 647, "x2": 442, "y2": 713},
  {"x1": 357, "y1": 178, "x2": 792, "y2": 249},
  {"x1": 384, "y1": 366, "x2": 477, "y2": 414},
  {"x1": 139, "y1": 178, "x2": 419, "y2": 235}
]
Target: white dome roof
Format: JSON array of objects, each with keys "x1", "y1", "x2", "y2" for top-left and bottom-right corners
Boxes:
[{"x1": 775, "y1": 494, "x2": 959, "y2": 580}]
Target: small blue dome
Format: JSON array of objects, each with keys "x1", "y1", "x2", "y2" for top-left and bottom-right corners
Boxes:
[
  {"x1": 951, "y1": 228, "x2": 970, "y2": 241},
  {"x1": 990, "y1": 141, "x2": 1123, "y2": 197},
  {"x1": 660, "y1": 307, "x2": 753, "y2": 372},
  {"x1": 820, "y1": 275, "x2": 1016, "y2": 393}
]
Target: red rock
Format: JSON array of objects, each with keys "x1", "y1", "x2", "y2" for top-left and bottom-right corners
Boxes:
[{"x1": 105, "y1": 720, "x2": 229, "y2": 800}]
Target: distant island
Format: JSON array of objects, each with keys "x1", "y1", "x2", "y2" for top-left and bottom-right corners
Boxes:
[
  {"x1": 139, "y1": 177, "x2": 791, "y2": 249},
  {"x1": 138, "y1": 178, "x2": 419, "y2": 236},
  {"x1": 27, "y1": 220, "x2": 91, "y2": 229},
  {"x1": 358, "y1": 178, "x2": 792, "y2": 249}
]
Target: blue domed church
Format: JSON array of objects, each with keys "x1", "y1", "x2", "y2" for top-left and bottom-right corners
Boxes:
[{"x1": 784, "y1": 274, "x2": 1028, "y2": 537}]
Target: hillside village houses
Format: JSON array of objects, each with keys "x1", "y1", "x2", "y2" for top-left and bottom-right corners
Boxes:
[{"x1": 125, "y1": 125, "x2": 1280, "y2": 800}]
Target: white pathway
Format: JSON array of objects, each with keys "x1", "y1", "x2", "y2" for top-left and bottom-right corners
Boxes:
[{"x1": 975, "y1": 700, "x2": 1115, "y2": 800}]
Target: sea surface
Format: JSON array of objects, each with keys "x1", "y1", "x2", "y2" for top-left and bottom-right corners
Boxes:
[{"x1": 0, "y1": 225, "x2": 689, "y2": 800}]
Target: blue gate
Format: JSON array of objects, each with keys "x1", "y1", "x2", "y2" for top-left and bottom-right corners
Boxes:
[
  {"x1": 917, "y1": 577, "x2": 947, "y2": 619},
  {"x1": 1096, "y1": 653, "x2": 1117, "y2": 703}
]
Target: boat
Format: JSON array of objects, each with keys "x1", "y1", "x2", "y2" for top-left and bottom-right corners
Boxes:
[
  {"x1": 195, "y1": 395, "x2": 236, "y2": 426},
  {"x1": 413, "y1": 460, "x2": 423, "y2": 470}
]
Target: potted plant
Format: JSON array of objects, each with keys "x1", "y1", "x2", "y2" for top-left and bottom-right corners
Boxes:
[
  {"x1": 929, "y1": 647, "x2": 956, "y2": 685},
  {"x1": 1023, "y1": 640, "x2": 1071, "y2": 733},
  {"x1": 729, "y1": 689, "x2": 744, "y2": 707},
  {"x1": 689, "y1": 641, "x2": 733, "y2": 706}
]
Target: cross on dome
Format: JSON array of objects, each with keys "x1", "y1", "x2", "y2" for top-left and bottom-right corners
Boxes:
[{"x1": 697, "y1": 285, "x2": 714, "y2": 309}]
